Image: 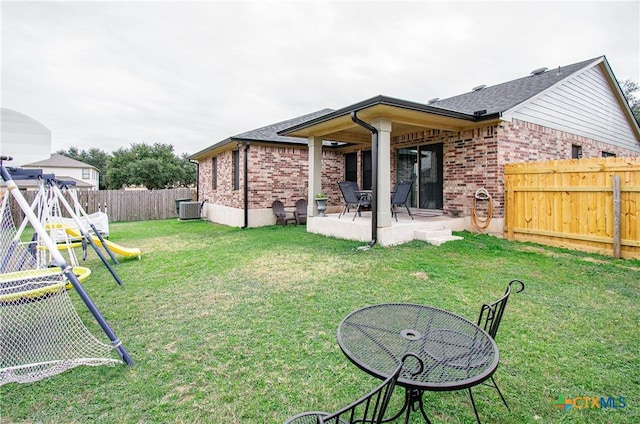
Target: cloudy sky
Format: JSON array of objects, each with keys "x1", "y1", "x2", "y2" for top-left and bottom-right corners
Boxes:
[{"x1": 2, "y1": 0, "x2": 639, "y2": 156}]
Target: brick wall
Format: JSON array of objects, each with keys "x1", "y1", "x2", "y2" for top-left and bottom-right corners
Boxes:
[
  {"x1": 198, "y1": 144, "x2": 343, "y2": 210},
  {"x1": 391, "y1": 120, "x2": 640, "y2": 219},
  {"x1": 199, "y1": 120, "x2": 639, "y2": 224}
]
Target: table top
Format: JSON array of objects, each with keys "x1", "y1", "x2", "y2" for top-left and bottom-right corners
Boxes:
[{"x1": 337, "y1": 303, "x2": 499, "y2": 391}]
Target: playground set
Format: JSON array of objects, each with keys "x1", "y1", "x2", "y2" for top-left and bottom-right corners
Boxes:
[{"x1": 0, "y1": 156, "x2": 138, "y2": 385}]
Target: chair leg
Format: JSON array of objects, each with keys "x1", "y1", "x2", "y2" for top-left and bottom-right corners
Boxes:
[
  {"x1": 489, "y1": 375, "x2": 510, "y2": 411},
  {"x1": 467, "y1": 388, "x2": 482, "y2": 424},
  {"x1": 405, "y1": 204, "x2": 414, "y2": 220}
]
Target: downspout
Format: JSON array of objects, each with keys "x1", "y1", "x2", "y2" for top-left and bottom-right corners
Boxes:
[
  {"x1": 189, "y1": 159, "x2": 199, "y2": 201},
  {"x1": 350, "y1": 111, "x2": 377, "y2": 246},
  {"x1": 242, "y1": 142, "x2": 250, "y2": 228}
]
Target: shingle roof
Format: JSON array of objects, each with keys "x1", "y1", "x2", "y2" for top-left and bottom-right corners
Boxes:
[
  {"x1": 190, "y1": 108, "x2": 335, "y2": 159},
  {"x1": 429, "y1": 57, "x2": 603, "y2": 115},
  {"x1": 232, "y1": 108, "x2": 335, "y2": 143},
  {"x1": 22, "y1": 153, "x2": 97, "y2": 169}
]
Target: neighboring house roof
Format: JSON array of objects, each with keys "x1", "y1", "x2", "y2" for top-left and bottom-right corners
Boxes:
[
  {"x1": 22, "y1": 153, "x2": 98, "y2": 170},
  {"x1": 429, "y1": 57, "x2": 602, "y2": 116},
  {"x1": 190, "y1": 109, "x2": 334, "y2": 160}
]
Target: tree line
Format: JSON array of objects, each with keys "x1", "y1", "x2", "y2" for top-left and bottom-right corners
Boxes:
[{"x1": 57, "y1": 142, "x2": 196, "y2": 190}]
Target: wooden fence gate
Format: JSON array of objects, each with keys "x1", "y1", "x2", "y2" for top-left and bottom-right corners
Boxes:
[{"x1": 504, "y1": 157, "x2": 640, "y2": 260}]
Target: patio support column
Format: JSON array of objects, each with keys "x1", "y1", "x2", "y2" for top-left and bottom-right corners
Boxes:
[
  {"x1": 371, "y1": 118, "x2": 392, "y2": 228},
  {"x1": 308, "y1": 135, "x2": 323, "y2": 217}
]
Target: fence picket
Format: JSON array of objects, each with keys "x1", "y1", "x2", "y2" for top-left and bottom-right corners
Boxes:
[{"x1": 505, "y1": 157, "x2": 640, "y2": 260}]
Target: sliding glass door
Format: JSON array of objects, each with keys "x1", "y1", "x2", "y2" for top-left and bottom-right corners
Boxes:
[{"x1": 396, "y1": 143, "x2": 443, "y2": 210}]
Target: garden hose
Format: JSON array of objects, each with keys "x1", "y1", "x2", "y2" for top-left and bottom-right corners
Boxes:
[{"x1": 471, "y1": 188, "x2": 493, "y2": 232}]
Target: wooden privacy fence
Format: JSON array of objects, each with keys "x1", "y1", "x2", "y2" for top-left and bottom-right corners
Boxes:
[
  {"x1": 9, "y1": 188, "x2": 194, "y2": 223},
  {"x1": 505, "y1": 157, "x2": 640, "y2": 260}
]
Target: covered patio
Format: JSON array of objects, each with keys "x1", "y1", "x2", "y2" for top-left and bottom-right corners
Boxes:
[
  {"x1": 307, "y1": 211, "x2": 465, "y2": 247},
  {"x1": 279, "y1": 95, "x2": 500, "y2": 246}
]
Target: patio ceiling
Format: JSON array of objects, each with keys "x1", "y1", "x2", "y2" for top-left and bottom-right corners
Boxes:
[{"x1": 280, "y1": 95, "x2": 501, "y2": 147}]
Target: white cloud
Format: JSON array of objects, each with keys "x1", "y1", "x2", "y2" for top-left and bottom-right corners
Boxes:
[{"x1": 2, "y1": 1, "x2": 638, "y2": 156}]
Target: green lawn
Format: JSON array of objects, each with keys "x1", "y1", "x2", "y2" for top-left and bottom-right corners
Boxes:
[{"x1": 1, "y1": 219, "x2": 638, "y2": 423}]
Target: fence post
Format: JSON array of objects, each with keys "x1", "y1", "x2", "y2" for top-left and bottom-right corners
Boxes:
[{"x1": 613, "y1": 175, "x2": 621, "y2": 259}]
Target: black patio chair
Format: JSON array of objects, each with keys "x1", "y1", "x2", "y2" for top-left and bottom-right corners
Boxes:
[
  {"x1": 294, "y1": 198, "x2": 308, "y2": 225},
  {"x1": 390, "y1": 180, "x2": 414, "y2": 221},
  {"x1": 469, "y1": 279, "x2": 525, "y2": 418},
  {"x1": 338, "y1": 181, "x2": 371, "y2": 220},
  {"x1": 284, "y1": 353, "x2": 424, "y2": 424},
  {"x1": 272, "y1": 200, "x2": 295, "y2": 226}
]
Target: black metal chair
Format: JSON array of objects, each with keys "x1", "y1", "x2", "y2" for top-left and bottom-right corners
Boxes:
[
  {"x1": 390, "y1": 180, "x2": 414, "y2": 221},
  {"x1": 272, "y1": 200, "x2": 295, "y2": 226},
  {"x1": 294, "y1": 198, "x2": 308, "y2": 225},
  {"x1": 338, "y1": 181, "x2": 371, "y2": 220},
  {"x1": 284, "y1": 353, "x2": 424, "y2": 424},
  {"x1": 468, "y1": 279, "x2": 525, "y2": 420}
]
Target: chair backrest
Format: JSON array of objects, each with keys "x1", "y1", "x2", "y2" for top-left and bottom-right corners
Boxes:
[
  {"x1": 295, "y1": 198, "x2": 308, "y2": 216},
  {"x1": 319, "y1": 353, "x2": 424, "y2": 424},
  {"x1": 391, "y1": 180, "x2": 413, "y2": 205},
  {"x1": 477, "y1": 279, "x2": 525, "y2": 339},
  {"x1": 272, "y1": 200, "x2": 286, "y2": 218},
  {"x1": 338, "y1": 181, "x2": 361, "y2": 204}
]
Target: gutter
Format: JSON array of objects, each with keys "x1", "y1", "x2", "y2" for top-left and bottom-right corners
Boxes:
[
  {"x1": 189, "y1": 159, "x2": 199, "y2": 201},
  {"x1": 350, "y1": 111, "x2": 377, "y2": 247},
  {"x1": 242, "y1": 142, "x2": 250, "y2": 228}
]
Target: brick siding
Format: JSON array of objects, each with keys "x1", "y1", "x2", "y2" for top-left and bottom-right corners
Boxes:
[
  {"x1": 199, "y1": 120, "x2": 639, "y2": 223},
  {"x1": 198, "y1": 144, "x2": 343, "y2": 209}
]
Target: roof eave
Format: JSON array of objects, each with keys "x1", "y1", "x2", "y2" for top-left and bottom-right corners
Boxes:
[{"x1": 278, "y1": 95, "x2": 479, "y2": 137}]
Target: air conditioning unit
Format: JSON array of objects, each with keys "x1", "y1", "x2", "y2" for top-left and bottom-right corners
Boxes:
[{"x1": 179, "y1": 201, "x2": 201, "y2": 220}]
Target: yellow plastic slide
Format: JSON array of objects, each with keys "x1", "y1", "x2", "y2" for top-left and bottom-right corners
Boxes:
[{"x1": 64, "y1": 227, "x2": 141, "y2": 260}]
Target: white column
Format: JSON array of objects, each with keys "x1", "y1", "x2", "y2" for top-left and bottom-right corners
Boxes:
[
  {"x1": 308, "y1": 136, "x2": 323, "y2": 216},
  {"x1": 372, "y1": 118, "x2": 392, "y2": 227}
]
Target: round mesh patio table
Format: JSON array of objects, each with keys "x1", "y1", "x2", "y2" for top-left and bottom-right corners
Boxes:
[{"x1": 337, "y1": 303, "x2": 499, "y2": 423}]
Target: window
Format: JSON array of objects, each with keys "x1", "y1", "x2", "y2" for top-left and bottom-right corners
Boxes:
[
  {"x1": 82, "y1": 168, "x2": 90, "y2": 179},
  {"x1": 362, "y1": 150, "x2": 372, "y2": 190},
  {"x1": 602, "y1": 151, "x2": 616, "y2": 158},
  {"x1": 212, "y1": 157, "x2": 217, "y2": 190},
  {"x1": 232, "y1": 150, "x2": 239, "y2": 190},
  {"x1": 571, "y1": 145, "x2": 582, "y2": 159},
  {"x1": 345, "y1": 152, "x2": 357, "y2": 182}
]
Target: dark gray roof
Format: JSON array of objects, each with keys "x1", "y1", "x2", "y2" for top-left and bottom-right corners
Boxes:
[
  {"x1": 190, "y1": 109, "x2": 335, "y2": 159},
  {"x1": 22, "y1": 153, "x2": 97, "y2": 169},
  {"x1": 429, "y1": 57, "x2": 602, "y2": 115},
  {"x1": 233, "y1": 108, "x2": 334, "y2": 143}
]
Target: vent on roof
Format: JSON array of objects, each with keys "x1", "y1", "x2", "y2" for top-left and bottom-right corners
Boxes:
[
  {"x1": 473, "y1": 110, "x2": 487, "y2": 116},
  {"x1": 472, "y1": 85, "x2": 486, "y2": 92},
  {"x1": 427, "y1": 97, "x2": 439, "y2": 104},
  {"x1": 530, "y1": 67, "x2": 548, "y2": 76}
]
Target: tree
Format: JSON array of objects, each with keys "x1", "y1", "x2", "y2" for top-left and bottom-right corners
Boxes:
[
  {"x1": 620, "y1": 79, "x2": 640, "y2": 125},
  {"x1": 56, "y1": 147, "x2": 111, "y2": 189},
  {"x1": 106, "y1": 142, "x2": 195, "y2": 190},
  {"x1": 178, "y1": 152, "x2": 198, "y2": 188}
]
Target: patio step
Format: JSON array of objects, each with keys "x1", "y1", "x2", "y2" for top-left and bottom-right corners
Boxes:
[{"x1": 414, "y1": 227, "x2": 464, "y2": 246}]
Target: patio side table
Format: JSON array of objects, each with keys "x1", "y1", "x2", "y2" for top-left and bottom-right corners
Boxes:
[{"x1": 337, "y1": 303, "x2": 499, "y2": 423}]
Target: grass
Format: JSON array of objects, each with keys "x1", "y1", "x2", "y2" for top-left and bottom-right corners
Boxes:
[{"x1": 1, "y1": 219, "x2": 638, "y2": 423}]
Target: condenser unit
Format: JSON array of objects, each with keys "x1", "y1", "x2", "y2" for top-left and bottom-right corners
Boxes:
[{"x1": 179, "y1": 201, "x2": 201, "y2": 220}]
